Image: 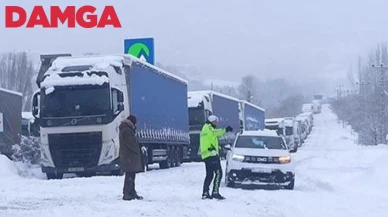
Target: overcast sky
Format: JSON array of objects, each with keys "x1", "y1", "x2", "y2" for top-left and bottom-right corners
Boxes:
[{"x1": 1, "y1": 0, "x2": 388, "y2": 83}]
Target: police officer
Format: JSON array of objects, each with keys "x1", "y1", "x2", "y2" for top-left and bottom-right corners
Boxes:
[{"x1": 200, "y1": 115, "x2": 233, "y2": 200}]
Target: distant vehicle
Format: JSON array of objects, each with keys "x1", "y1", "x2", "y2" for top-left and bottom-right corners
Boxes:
[
  {"x1": 302, "y1": 103, "x2": 314, "y2": 113},
  {"x1": 295, "y1": 116, "x2": 308, "y2": 142},
  {"x1": 314, "y1": 94, "x2": 323, "y2": 100},
  {"x1": 239, "y1": 100, "x2": 265, "y2": 131},
  {"x1": 298, "y1": 112, "x2": 314, "y2": 134},
  {"x1": 225, "y1": 130, "x2": 296, "y2": 190},
  {"x1": 0, "y1": 87, "x2": 22, "y2": 159},
  {"x1": 312, "y1": 100, "x2": 322, "y2": 114},
  {"x1": 33, "y1": 54, "x2": 190, "y2": 179},
  {"x1": 187, "y1": 90, "x2": 241, "y2": 161},
  {"x1": 287, "y1": 117, "x2": 303, "y2": 147},
  {"x1": 265, "y1": 118, "x2": 297, "y2": 152}
]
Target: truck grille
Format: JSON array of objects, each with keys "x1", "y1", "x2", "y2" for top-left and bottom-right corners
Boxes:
[{"x1": 48, "y1": 132, "x2": 102, "y2": 168}]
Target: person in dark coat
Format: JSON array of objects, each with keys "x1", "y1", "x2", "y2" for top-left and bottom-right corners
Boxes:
[{"x1": 119, "y1": 115, "x2": 144, "y2": 201}]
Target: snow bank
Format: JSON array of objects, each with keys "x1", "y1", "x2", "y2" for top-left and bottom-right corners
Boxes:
[{"x1": 0, "y1": 155, "x2": 20, "y2": 181}]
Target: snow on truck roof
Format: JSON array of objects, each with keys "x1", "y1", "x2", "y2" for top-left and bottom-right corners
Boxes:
[
  {"x1": 188, "y1": 90, "x2": 240, "y2": 107},
  {"x1": 48, "y1": 55, "x2": 188, "y2": 85},
  {"x1": 0, "y1": 87, "x2": 23, "y2": 96},
  {"x1": 240, "y1": 100, "x2": 265, "y2": 112},
  {"x1": 240, "y1": 129, "x2": 280, "y2": 138},
  {"x1": 265, "y1": 118, "x2": 284, "y2": 123}
]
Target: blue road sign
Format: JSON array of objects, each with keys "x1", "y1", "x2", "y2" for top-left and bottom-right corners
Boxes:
[{"x1": 124, "y1": 38, "x2": 155, "y2": 65}]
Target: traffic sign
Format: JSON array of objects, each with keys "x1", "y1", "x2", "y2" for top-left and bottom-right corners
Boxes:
[{"x1": 124, "y1": 38, "x2": 155, "y2": 65}]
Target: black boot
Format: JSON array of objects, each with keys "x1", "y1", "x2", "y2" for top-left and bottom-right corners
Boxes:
[
  {"x1": 212, "y1": 193, "x2": 226, "y2": 200},
  {"x1": 202, "y1": 191, "x2": 212, "y2": 200},
  {"x1": 123, "y1": 194, "x2": 135, "y2": 201},
  {"x1": 134, "y1": 193, "x2": 144, "y2": 200}
]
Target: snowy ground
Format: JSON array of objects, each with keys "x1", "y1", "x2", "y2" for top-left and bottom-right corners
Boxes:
[{"x1": 1, "y1": 105, "x2": 388, "y2": 217}]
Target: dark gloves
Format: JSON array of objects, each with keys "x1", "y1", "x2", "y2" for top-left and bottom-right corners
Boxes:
[{"x1": 226, "y1": 126, "x2": 233, "y2": 132}]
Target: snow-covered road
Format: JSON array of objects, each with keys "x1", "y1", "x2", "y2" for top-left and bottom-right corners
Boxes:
[{"x1": 1, "y1": 105, "x2": 388, "y2": 217}]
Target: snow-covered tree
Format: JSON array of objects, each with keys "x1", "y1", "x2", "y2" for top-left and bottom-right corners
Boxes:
[
  {"x1": 238, "y1": 74, "x2": 261, "y2": 105},
  {"x1": 0, "y1": 52, "x2": 36, "y2": 111}
]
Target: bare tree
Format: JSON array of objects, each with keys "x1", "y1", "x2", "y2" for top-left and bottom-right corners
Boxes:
[
  {"x1": 0, "y1": 52, "x2": 35, "y2": 111},
  {"x1": 238, "y1": 74, "x2": 261, "y2": 105}
]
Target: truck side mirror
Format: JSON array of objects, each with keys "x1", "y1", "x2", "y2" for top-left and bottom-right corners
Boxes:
[
  {"x1": 117, "y1": 91, "x2": 124, "y2": 111},
  {"x1": 118, "y1": 103, "x2": 124, "y2": 112},
  {"x1": 32, "y1": 92, "x2": 40, "y2": 118},
  {"x1": 118, "y1": 91, "x2": 124, "y2": 103}
]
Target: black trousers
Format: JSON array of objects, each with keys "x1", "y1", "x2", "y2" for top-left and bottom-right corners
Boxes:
[
  {"x1": 123, "y1": 172, "x2": 136, "y2": 196},
  {"x1": 203, "y1": 156, "x2": 223, "y2": 195}
]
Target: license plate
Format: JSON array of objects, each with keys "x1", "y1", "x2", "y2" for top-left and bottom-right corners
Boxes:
[
  {"x1": 252, "y1": 168, "x2": 272, "y2": 173},
  {"x1": 68, "y1": 167, "x2": 85, "y2": 172}
]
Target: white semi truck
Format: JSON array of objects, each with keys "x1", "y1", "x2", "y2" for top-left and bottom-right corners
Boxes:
[{"x1": 33, "y1": 54, "x2": 190, "y2": 179}]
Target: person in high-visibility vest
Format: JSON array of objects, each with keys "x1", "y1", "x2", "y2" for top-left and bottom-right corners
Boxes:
[{"x1": 200, "y1": 115, "x2": 233, "y2": 200}]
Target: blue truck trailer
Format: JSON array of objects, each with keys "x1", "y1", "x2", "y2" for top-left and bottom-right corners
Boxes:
[
  {"x1": 33, "y1": 54, "x2": 190, "y2": 179},
  {"x1": 239, "y1": 100, "x2": 265, "y2": 131},
  {"x1": 187, "y1": 91, "x2": 240, "y2": 161},
  {"x1": 0, "y1": 87, "x2": 22, "y2": 159}
]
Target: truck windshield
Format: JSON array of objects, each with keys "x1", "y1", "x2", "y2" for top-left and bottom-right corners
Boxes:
[
  {"x1": 189, "y1": 107, "x2": 205, "y2": 126},
  {"x1": 235, "y1": 136, "x2": 286, "y2": 150},
  {"x1": 41, "y1": 85, "x2": 110, "y2": 118}
]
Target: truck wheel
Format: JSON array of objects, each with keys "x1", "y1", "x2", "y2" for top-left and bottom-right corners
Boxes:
[
  {"x1": 170, "y1": 146, "x2": 176, "y2": 167},
  {"x1": 176, "y1": 148, "x2": 181, "y2": 167},
  {"x1": 159, "y1": 146, "x2": 170, "y2": 169},
  {"x1": 46, "y1": 172, "x2": 63, "y2": 180}
]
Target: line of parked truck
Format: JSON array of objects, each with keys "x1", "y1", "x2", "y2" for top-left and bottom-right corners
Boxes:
[
  {"x1": 263, "y1": 99, "x2": 321, "y2": 153},
  {"x1": 0, "y1": 53, "x2": 318, "y2": 180},
  {"x1": 0, "y1": 53, "x2": 267, "y2": 179}
]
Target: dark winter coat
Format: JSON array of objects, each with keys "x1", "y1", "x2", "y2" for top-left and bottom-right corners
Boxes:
[{"x1": 119, "y1": 119, "x2": 144, "y2": 173}]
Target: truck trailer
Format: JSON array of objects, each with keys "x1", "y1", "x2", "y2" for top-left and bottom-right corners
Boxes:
[
  {"x1": 239, "y1": 100, "x2": 265, "y2": 131},
  {"x1": 32, "y1": 54, "x2": 190, "y2": 179},
  {"x1": 0, "y1": 87, "x2": 22, "y2": 158},
  {"x1": 187, "y1": 91, "x2": 240, "y2": 161}
]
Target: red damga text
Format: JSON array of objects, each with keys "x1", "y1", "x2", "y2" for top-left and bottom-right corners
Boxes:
[{"x1": 5, "y1": 5, "x2": 122, "y2": 28}]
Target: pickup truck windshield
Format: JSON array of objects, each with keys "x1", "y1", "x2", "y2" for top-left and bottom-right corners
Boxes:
[
  {"x1": 235, "y1": 136, "x2": 286, "y2": 150},
  {"x1": 41, "y1": 85, "x2": 110, "y2": 118}
]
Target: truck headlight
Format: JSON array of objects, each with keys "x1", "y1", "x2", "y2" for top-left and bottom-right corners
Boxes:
[
  {"x1": 278, "y1": 156, "x2": 291, "y2": 164},
  {"x1": 232, "y1": 154, "x2": 245, "y2": 161}
]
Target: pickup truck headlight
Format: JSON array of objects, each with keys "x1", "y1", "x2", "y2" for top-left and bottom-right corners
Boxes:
[
  {"x1": 278, "y1": 156, "x2": 291, "y2": 164},
  {"x1": 232, "y1": 154, "x2": 245, "y2": 161}
]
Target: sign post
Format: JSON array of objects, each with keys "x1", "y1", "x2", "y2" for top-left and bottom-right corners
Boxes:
[
  {"x1": 124, "y1": 38, "x2": 155, "y2": 65},
  {"x1": 0, "y1": 112, "x2": 3, "y2": 132}
]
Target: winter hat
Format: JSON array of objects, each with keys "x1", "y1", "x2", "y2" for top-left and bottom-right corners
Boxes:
[
  {"x1": 127, "y1": 115, "x2": 137, "y2": 125},
  {"x1": 208, "y1": 115, "x2": 219, "y2": 123}
]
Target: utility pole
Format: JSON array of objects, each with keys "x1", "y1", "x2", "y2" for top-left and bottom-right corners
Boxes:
[
  {"x1": 372, "y1": 64, "x2": 387, "y2": 144},
  {"x1": 356, "y1": 81, "x2": 371, "y2": 144}
]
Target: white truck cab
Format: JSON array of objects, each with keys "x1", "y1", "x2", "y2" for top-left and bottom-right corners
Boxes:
[{"x1": 225, "y1": 130, "x2": 295, "y2": 190}]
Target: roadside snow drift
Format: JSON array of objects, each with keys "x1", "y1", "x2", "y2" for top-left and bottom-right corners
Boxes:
[{"x1": 1, "y1": 105, "x2": 388, "y2": 217}]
